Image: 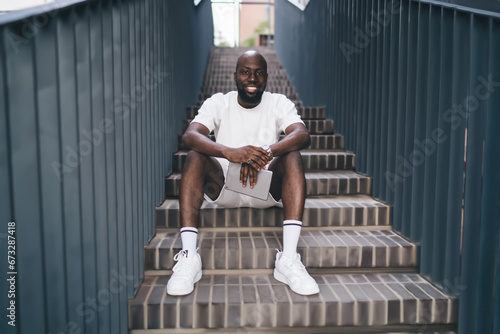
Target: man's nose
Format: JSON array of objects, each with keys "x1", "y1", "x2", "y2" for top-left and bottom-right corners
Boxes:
[{"x1": 248, "y1": 72, "x2": 256, "y2": 81}]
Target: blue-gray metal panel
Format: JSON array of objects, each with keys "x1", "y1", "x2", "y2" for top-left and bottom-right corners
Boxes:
[
  {"x1": 378, "y1": 0, "x2": 391, "y2": 201},
  {"x1": 420, "y1": 4, "x2": 442, "y2": 277},
  {"x1": 409, "y1": 2, "x2": 430, "y2": 242},
  {"x1": 1, "y1": 1, "x2": 213, "y2": 333},
  {"x1": 474, "y1": 16, "x2": 500, "y2": 334},
  {"x1": 393, "y1": 0, "x2": 409, "y2": 233},
  {"x1": 401, "y1": 1, "x2": 419, "y2": 238},
  {"x1": 74, "y1": 6, "x2": 99, "y2": 334},
  {"x1": 372, "y1": 0, "x2": 384, "y2": 198},
  {"x1": 57, "y1": 8, "x2": 86, "y2": 332},
  {"x1": 385, "y1": 0, "x2": 401, "y2": 205},
  {"x1": 364, "y1": 0, "x2": 377, "y2": 175},
  {"x1": 34, "y1": 15, "x2": 68, "y2": 334},
  {"x1": 89, "y1": 2, "x2": 112, "y2": 332},
  {"x1": 459, "y1": 12, "x2": 492, "y2": 333},
  {"x1": 0, "y1": 27, "x2": 16, "y2": 334},
  {"x1": 430, "y1": 6, "x2": 453, "y2": 287},
  {"x1": 444, "y1": 9, "x2": 467, "y2": 290},
  {"x1": 102, "y1": 2, "x2": 121, "y2": 333},
  {"x1": 5, "y1": 22, "x2": 47, "y2": 334}
]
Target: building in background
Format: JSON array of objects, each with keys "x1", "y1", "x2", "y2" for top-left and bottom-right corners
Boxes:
[{"x1": 212, "y1": 0, "x2": 274, "y2": 47}]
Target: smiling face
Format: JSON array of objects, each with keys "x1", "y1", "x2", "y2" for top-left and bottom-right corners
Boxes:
[{"x1": 234, "y1": 51, "x2": 268, "y2": 108}]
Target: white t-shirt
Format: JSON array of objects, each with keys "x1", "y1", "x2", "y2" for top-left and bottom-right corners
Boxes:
[{"x1": 192, "y1": 91, "x2": 304, "y2": 149}]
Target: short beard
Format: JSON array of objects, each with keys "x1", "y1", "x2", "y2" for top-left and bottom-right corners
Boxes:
[{"x1": 237, "y1": 87, "x2": 265, "y2": 106}]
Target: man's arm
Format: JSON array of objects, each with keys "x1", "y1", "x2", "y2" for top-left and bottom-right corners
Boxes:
[
  {"x1": 182, "y1": 122, "x2": 270, "y2": 168},
  {"x1": 269, "y1": 123, "x2": 311, "y2": 157}
]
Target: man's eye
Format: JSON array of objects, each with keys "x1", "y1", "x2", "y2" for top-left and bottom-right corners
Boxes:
[
  {"x1": 256, "y1": 72, "x2": 264, "y2": 76},
  {"x1": 241, "y1": 70, "x2": 249, "y2": 74}
]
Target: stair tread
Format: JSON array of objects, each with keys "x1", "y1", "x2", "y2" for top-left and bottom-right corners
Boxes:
[
  {"x1": 145, "y1": 229, "x2": 417, "y2": 270},
  {"x1": 173, "y1": 150, "x2": 355, "y2": 172},
  {"x1": 129, "y1": 273, "x2": 458, "y2": 329},
  {"x1": 167, "y1": 170, "x2": 367, "y2": 180},
  {"x1": 156, "y1": 195, "x2": 389, "y2": 228},
  {"x1": 158, "y1": 194, "x2": 387, "y2": 210}
]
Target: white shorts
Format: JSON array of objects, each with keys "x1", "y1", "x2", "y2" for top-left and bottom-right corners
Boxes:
[{"x1": 204, "y1": 157, "x2": 280, "y2": 209}]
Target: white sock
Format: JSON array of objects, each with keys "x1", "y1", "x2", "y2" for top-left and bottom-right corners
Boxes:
[
  {"x1": 282, "y1": 220, "x2": 302, "y2": 256},
  {"x1": 180, "y1": 227, "x2": 198, "y2": 253}
]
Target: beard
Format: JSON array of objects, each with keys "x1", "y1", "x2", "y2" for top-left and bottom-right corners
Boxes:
[{"x1": 237, "y1": 86, "x2": 265, "y2": 106}]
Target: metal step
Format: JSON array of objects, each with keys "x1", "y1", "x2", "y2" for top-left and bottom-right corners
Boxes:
[
  {"x1": 128, "y1": 273, "x2": 458, "y2": 330},
  {"x1": 172, "y1": 150, "x2": 355, "y2": 172},
  {"x1": 164, "y1": 171, "x2": 370, "y2": 198},
  {"x1": 186, "y1": 105, "x2": 326, "y2": 120},
  {"x1": 182, "y1": 118, "x2": 334, "y2": 134},
  {"x1": 144, "y1": 229, "x2": 417, "y2": 271},
  {"x1": 155, "y1": 195, "x2": 389, "y2": 228},
  {"x1": 178, "y1": 134, "x2": 344, "y2": 150}
]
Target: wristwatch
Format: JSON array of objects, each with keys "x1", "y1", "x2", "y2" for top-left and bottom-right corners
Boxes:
[{"x1": 261, "y1": 145, "x2": 273, "y2": 161}]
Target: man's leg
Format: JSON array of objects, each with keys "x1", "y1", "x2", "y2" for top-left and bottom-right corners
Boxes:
[
  {"x1": 268, "y1": 150, "x2": 306, "y2": 220},
  {"x1": 180, "y1": 150, "x2": 225, "y2": 228},
  {"x1": 269, "y1": 151, "x2": 319, "y2": 295},
  {"x1": 167, "y1": 150, "x2": 224, "y2": 296}
]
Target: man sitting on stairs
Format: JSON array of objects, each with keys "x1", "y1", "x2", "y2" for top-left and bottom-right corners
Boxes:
[{"x1": 166, "y1": 50, "x2": 319, "y2": 296}]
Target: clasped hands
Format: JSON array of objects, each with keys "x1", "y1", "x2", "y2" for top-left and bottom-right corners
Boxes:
[{"x1": 225, "y1": 145, "x2": 271, "y2": 188}]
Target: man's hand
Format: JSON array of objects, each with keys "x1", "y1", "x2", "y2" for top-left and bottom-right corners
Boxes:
[
  {"x1": 224, "y1": 145, "x2": 270, "y2": 170},
  {"x1": 223, "y1": 145, "x2": 270, "y2": 188},
  {"x1": 239, "y1": 163, "x2": 261, "y2": 188}
]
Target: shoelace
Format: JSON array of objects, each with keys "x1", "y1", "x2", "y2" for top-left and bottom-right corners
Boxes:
[
  {"x1": 172, "y1": 250, "x2": 196, "y2": 274},
  {"x1": 276, "y1": 249, "x2": 307, "y2": 273}
]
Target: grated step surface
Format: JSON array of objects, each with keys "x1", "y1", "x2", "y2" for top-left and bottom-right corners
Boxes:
[
  {"x1": 182, "y1": 118, "x2": 334, "y2": 134},
  {"x1": 128, "y1": 273, "x2": 458, "y2": 330},
  {"x1": 186, "y1": 105, "x2": 326, "y2": 120},
  {"x1": 165, "y1": 170, "x2": 370, "y2": 197},
  {"x1": 178, "y1": 134, "x2": 342, "y2": 150},
  {"x1": 172, "y1": 150, "x2": 355, "y2": 172},
  {"x1": 155, "y1": 195, "x2": 389, "y2": 228},
  {"x1": 144, "y1": 229, "x2": 417, "y2": 271}
]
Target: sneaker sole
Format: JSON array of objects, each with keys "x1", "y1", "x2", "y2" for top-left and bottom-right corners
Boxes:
[
  {"x1": 166, "y1": 270, "x2": 202, "y2": 296},
  {"x1": 273, "y1": 269, "x2": 320, "y2": 296}
]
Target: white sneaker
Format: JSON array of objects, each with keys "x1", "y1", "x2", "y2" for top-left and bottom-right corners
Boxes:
[
  {"x1": 166, "y1": 250, "x2": 202, "y2": 296},
  {"x1": 273, "y1": 250, "x2": 319, "y2": 295}
]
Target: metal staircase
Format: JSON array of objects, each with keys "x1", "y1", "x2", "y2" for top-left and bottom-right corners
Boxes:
[{"x1": 128, "y1": 47, "x2": 458, "y2": 334}]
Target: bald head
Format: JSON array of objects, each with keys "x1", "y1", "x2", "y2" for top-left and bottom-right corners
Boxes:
[
  {"x1": 234, "y1": 50, "x2": 268, "y2": 108},
  {"x1": 235, "y1": 50, "x2": 267, "y2": 73}
]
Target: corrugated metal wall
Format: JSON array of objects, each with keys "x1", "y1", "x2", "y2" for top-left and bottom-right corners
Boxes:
[
  {"x1": 275, "y1": 0, "x2": 500, "y2": 333},
  {"x1": 0, "y1": 0, "x2": 213, "y2": 333}
]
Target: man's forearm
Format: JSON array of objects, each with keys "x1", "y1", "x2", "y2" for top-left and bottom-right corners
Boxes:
[
  {"x1": 182, "y1": 131, "x2": 229, "y2": 159},
  {"x1": 269, "y1": 129, "x2": 310, "y2": 157}
]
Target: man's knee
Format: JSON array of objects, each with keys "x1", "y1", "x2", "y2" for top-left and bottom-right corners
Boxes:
[{"x1": 281, "y1": 151, "x2": 303, "y2": 170}]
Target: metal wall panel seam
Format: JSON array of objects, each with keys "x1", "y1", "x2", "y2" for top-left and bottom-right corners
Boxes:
[
  {"x1": 30, "y1": 14, "x2": 67, "y2": 334},
  {"x1": 415, "y1": 0, "x2": 500, "y2": 19},
  {"x1": 420, "y1": 4, "x2": 441, "y2": 278},
  {"x1": 458, "y1": 12, "x2": 490, "y2": 333},
  {"x1": 409, "y1": 2, "x2": 430, "y2": 242},
  {"x1": 91, "y1": 1, "x2": 112, "y2": 332},
  {"x1": 475, "y1": 18, "x2": 499, "y2": 334},
  {"x1": 478, "y1": 16, "x2": 500, "y2": 334},
  {"x1": 393, "y1": 0, "x2": 409, "y2": 233},
  {"x1": 74, "y1": 4, "x2": 99, "y2": 334},
  {"x1": 372, "y1": 0, "x2": 384, "y2": 198},
  {"x1": 384, "y1": 0, "x2": 401, "y2": 209},
  {"x1": 5, "y1": 21, "x2": 47, "y2": 334},
  {"x1": 401, "y1": 1, "x2": 419, "y2": 239},
  {"x1": 378, "y1": 0, "x2": 391, "y2": 201},
  {"x1": 430, "y1": 6, "x2": 453, "y2": 288},
  {"x1": 443, "y1": 9, "x2": 468, "y2": 293},
  {"x1": 102, "y1": 2, "x2": 121, "y2": 333},
  {"x1": 0, "y1": 27, "x2": 16, "y2": 334}
]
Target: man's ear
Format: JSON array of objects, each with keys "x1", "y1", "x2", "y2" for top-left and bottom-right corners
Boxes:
[{"x1": 233, "y1": 71, "x2": 236, "y2": 81}]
